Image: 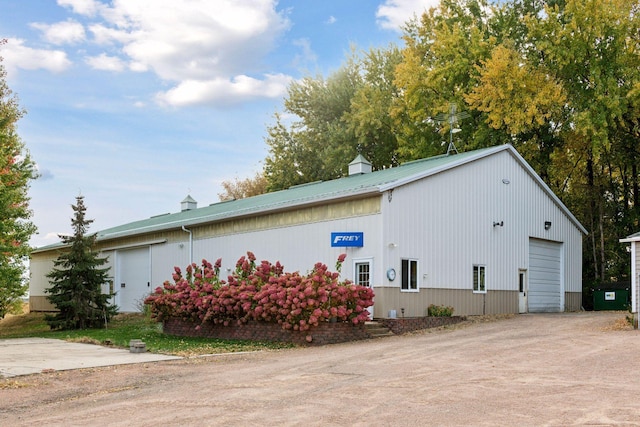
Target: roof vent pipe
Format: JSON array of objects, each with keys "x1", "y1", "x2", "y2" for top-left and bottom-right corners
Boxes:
[{"x1": 348, "y1": 154, "x2": 372, "y2": 176}]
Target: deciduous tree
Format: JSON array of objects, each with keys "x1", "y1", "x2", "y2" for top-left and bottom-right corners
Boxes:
[
  {"x1": 218, "y1": 172, "x2": 268, "y2": 201},
  {"x1": 0, "y1": 40, "x2": 38, "y2": 319},
  {"x1": 264, "y1": 48, "x2": 403, "y2": 191},
  {"x1": 392, "y1": 0, "x2": 498, "y2": 160},
  {"x1": 523, "y1": 0, "x2": 640, "y2": 281},
  {"x1": 264, "y1": 64, "x2": 361, "y2": 191}
]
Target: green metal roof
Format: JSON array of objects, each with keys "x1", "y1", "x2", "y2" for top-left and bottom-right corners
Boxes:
[
  {"x1": 94, "y1": 146, "x2": 500, "y2": 240},
  {"x1": 33, "y1": 144, "x2": 586, "y2": 252}
]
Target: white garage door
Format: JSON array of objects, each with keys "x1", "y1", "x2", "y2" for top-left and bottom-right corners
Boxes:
[
  {"x1": 116, "y1": 247, "x2": 151, "y2": 312},
  {"x1": 528, "y1": 239, "x2": 562, "y2": 313}
]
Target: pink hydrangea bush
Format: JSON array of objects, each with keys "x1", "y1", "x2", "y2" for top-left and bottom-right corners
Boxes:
[{"x1": 145, "y1": 252, "x2": 374, "y2": 331}]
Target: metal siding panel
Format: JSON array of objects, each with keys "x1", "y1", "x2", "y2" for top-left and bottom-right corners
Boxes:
[
  {"x1": 150, "y1": 242, "x2": 189, "y2": 289},
  {"x1": 28, "y1": 256, "x2": 55, "y2": 298},
  {"x1": 29, "y1": 295, "x2": 56, "y2": 311},
  {"x1": 193, "y1": 213, "x2": 383, "y2": 293},
  {"x1": 387, "y1": 152, "x2": 529, "y2": 293},
  {"x1": 373, "y1": 287, "x2": 517, "y2": 317},
  {"x1": 564, "y1": 292, "x2": 581, "y2": 311}
]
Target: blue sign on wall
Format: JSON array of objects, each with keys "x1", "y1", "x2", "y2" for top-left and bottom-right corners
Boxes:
[{"x1": 331, "y1": 232, "x2": 364, "y2": 247}]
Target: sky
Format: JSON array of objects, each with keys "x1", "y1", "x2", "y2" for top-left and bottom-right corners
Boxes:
[{"x1": 0, "y1": 0, "x2": 439, "y2": 248}]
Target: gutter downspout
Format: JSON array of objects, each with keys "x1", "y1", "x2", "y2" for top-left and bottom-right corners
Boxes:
[{"x1": 181, "y1": 226, "x2": 192, "y2": 264}]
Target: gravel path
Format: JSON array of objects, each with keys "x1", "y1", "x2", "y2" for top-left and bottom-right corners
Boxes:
[{"x1": 2, "y1": 312, "x2": 639, "y2": 426}]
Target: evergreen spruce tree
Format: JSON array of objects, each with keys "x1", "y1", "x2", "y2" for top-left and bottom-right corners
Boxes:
[{"x1": 45, "y1": 196, "x2": 118, "y2": 329}]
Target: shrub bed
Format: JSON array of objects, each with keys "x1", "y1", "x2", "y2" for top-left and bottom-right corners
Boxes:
[{"x1": 145, "y1": 252, "x2": 374, "y2": 334}]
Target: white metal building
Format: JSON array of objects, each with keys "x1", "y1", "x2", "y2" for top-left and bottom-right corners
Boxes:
[
  {"x1": 30, "y1": 144, "x2": 587, "y2": 317},
  {"x1": 619, "y1": 232, "x2": 640, "y2": 327}
]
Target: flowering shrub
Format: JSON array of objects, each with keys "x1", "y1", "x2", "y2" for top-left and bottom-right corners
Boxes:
[{"x1": 145, "y1": 252, "x2": 374, "y2": 332}]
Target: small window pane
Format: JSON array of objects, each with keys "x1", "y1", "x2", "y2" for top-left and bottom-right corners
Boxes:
[
  {"x1": 410, "y1": 260, "x2": 417, "y2": 290},
  {"x1": 401, "y1": 259, "x2": 409, "y2": 290},
  {"x1": 401, "y1": 259, "x2": 418, "y2": 291},
  {"x1": 473, "y1": 265, "x2": 486, "y2": 293},
  {"x1": 356, "y1": 262, "x2": 370, "y2": 287}
]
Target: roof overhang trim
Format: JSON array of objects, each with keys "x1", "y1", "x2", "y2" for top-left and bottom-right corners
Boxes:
[{"x1": 100, "y1": 239, "x2": 167, "y2": 252}]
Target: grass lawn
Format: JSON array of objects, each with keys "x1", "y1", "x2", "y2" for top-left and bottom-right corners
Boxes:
[{"x1": 0, "y1": 312, "x2": 294, "y2": 356}]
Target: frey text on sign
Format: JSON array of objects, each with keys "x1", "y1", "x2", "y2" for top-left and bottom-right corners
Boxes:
[{"x1": 331, "y1": 232, "x2": 364, "y2": 247}]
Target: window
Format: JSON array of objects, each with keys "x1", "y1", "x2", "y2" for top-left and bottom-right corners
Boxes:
[
  {"x1": 354, "y1": 261, "x2": 371, "y2": 288},
  {"x1": 401, "y1": 259, "x2": 418, "y2": 291},
  {"x1": 473, "y1": 265, "x2": 486, "y2": 293}
]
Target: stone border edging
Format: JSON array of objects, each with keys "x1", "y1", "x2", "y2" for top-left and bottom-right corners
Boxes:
[{"x1": 380, "y1": 316, "x2": 465, "y2": 334}]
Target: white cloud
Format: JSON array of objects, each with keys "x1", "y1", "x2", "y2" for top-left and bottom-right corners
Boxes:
[
  {"x1": 88, "y1": 23, "x2": 134, "y2": 45},
  {"x1": 326, "y1": 16, "x2": 337, "y2": 25},
  {"x1": 85, "y1": 52, "x2": 125, "y2": 71},
  {"x1": 376, "y1": 0, "x2": 439, "y2": 31},
  {"x1": 43, "y1": 232, "x2": 65, "y2": 243},
  {"x1": 0, "y1": 38, "x2": 72, "y2": 77},
  {"x1": 292, "y1": 38, "x2": 318, "y2": 69},
  {"x1": 65, "y1": 0, "x2": 292, "y2": 107},
  {"x1": 57, "y1": 0, "x2": 102, "y2": 17},
  {"x1": 156, "y1": 73, "x2": 292, "y2": 107},
  {"x1": 128, "y1": 61, "x2": 148, "y2": 73},
  {"x1": 5, "y1": 0, "x2": 292, "y2": 107},
  {"x1": 30, "y1": 19, "x2": 86, "y2": 45},
  {"x1": 35, "y1": 165, "x2": 54, "y2": 181}
]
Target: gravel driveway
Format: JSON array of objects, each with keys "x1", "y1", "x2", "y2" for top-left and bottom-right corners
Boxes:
[{"x1": 2, "y1": 312, "x2": 639, "y2": 426}]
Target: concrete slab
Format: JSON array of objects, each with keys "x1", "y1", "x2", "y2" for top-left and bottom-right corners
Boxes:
[{"x1": 0, "y1": 337, "x2": 181, "y2": 378}]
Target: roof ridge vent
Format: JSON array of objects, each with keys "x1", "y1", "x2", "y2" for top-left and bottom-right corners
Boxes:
[
  {"x1": 209, "y1": 198, "x2": 236, "y2": 206},
  {"x1": 349, "y1": 154, "x2": 372, "y2": 175}
]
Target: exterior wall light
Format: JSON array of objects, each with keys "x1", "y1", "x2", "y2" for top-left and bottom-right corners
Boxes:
[
  {"x1": 545, "y1": 221, "x2": 552, "y2": 230},
  {"x1": 493, "y1": 221, "x2": 504, "y2": 227}
]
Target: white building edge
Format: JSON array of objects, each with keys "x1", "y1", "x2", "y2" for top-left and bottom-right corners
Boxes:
[
  {"x1": 30, "y1": 144, "x2": 587, "y2": 318},
  {"x1": 619, "y1": 232, "x2": 640, "y2": 327}
]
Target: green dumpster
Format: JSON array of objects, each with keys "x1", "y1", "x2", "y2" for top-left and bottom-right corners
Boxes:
[{"x1": 593, "y1": 285, "x2": 630, "y2": 311}]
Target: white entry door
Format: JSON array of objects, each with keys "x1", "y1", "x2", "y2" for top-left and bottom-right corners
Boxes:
[
  {"x1": 116, "y1": 247, "x2": 151, "y2": 312},
  {"x1": 354, "y1": 259, "x2": 374, "y2": 319},
  {"x1": 518, "y1": 270, "x2": 528, "y2": 313}
]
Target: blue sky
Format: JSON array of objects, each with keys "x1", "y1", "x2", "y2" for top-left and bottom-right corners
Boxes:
[{"x1": 0, "y1": 0, "x2": 438, "y2": 248}]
